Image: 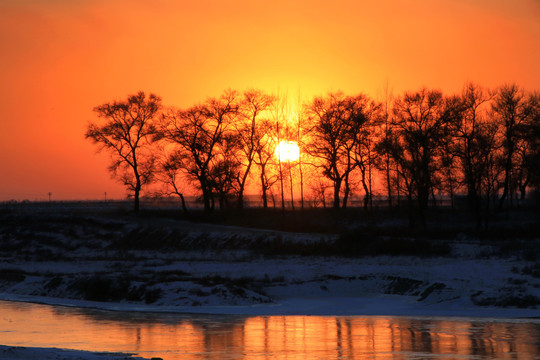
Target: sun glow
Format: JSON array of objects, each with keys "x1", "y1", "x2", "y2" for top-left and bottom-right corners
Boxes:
[{"x1": 275, "y1": 141, "x2": 300, "y2": 162}]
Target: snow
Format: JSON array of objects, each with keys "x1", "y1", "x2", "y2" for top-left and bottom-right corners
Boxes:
[
  {"x1": 0, "y1": 209, "x2": 539, "y2": 318},
  {"x1": 0, "y1": 345, "x2": 151, "y2": 360},
  {"x1": 1, "y1": 253, "x2": 539, "y2": 318}
]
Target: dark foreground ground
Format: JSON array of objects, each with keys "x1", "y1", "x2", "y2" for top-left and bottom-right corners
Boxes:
[{"x1": 0, "y1": 203, "x2": 539, "y2": 315}]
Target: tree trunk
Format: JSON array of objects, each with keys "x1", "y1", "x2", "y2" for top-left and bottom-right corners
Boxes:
[
  {"x1": 385, "y1": 155, "x2": 392, "y2": 208},
  {"x1": 359, "y1": 166, "x2": 370, "y2": 209},
  {"x1": 134, "y1": 190, "x2": 140, "y2": 212},
  {"x1": 278, "y1": 160, "x2": 285, "y2": 211},
  {"x1": 342, "y1": 176, "x2": 350, "y2": 210},
  {"x1": 288, "y1": 165, "x2": 295, "y2": 211},
  {"x1": 260, "y1": 172, "x2": 268, "y2": 209},
  {"x1": 299, "y1": 162, "x2": 304, "y2": 210},
  {"x1": 179, "y1": 193, "x2": 188, "y2": 213},
  {"x1": 201, "y1": 182, "x2": 212, "y2": 213},
  {"x1": 499, "y1": 139, "x2": 514, "y2": 209},
  {"x1": 237, "y1": 191, "x2": 244, "y2": 210},
  {"x1": 333, "y1": 178, "x2": 341, "y2": 209},
  {"x1": 133, "y1": 174, "x2": 141, "y2": 212}
]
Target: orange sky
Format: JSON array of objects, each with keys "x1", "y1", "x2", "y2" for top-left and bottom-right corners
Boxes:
[{"x1": 1, "y1": 0, "x2": 539, "y2": 201}]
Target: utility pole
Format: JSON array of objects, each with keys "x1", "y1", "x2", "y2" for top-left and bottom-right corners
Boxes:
[{"x1": 48, "y1": 192, "x2": 52, "y2": 202}]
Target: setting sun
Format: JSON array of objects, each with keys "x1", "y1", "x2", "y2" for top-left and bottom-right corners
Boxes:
[{"x1": 275, "y1": 141, "x2": 300, "y2": 162}]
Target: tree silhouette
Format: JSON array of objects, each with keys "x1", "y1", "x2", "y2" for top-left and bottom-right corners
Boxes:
[
  {"x1": 351, "y1": 95, "x2": 382, "y2": 209},
  {"x1": 492, "y1": 84, "x2": 538, "y2": 208},
  {"x1": 208, "y1": 133, "x2": 241, "y2": 209},
  {"x1": 305, "y1": 92, "x2": 365, "y2": 209},
  {"x1": 234, "y1": 90, "x2": 276, "y2": 209},
  {"x1": 524, "y1": 97, "x2": 540, "y2": 194},
  {"x1": 158, "y1": 90, "x2": 239, "y2": 212},
  {"x1": 252, "y1": 117, "x2": 279, "y2": 209},
  {"x1": 157, "y1": 152, "x2": 189, "y2": 213},
  {"x1": 88, "y1": 83, "x2": 539, "y2": 216},
  {"x1": 379, "y1": 83, "x2": 396, "y2": 208},
  {"x1": 385, "y1": 88, "x2": 453, "y2": 227},
  {"x1": 448, "y1": 83, "x2": 495, "y2": 226},
  {"x1": 294, "y1": 101, "x2": 308, "y2": 209},
  {"x1": 86, "y1": 92, "x2": 161, "y2": 212}
]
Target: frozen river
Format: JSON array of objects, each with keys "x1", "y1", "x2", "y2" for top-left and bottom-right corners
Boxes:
[{"x1": 1, "y1": 300, "x2": 539, "y2": 359}]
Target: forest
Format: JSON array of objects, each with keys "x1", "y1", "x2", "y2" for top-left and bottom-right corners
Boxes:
[{"x1": 86, "y1": 83, "x2": 540, "y2": 228}]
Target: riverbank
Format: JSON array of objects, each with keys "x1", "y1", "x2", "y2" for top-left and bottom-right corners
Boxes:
[
  {"x1": 1, "y1": 292, "x2": 539, "y2": 318},
  {"x1": 0, "y1": 207, "x2": 539, "y2": 317}
]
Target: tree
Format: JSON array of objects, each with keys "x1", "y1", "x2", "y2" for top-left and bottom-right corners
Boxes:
[
  {"x1": 492, "y1": 84, "x2": 538, "y2": 208},
  {"x1": 86, "y1": 92, "x2": 161, "y2": 212},
  {"x1": 158, "y1": 90, "x2": 239, "y2": 213},
  {"x1": 386, "y1": 88, "x2": 453, "y2": 227},
  {"x1": 234, "y1": 90, "x2": 276, "y2": 209},
  {"x1": 439, "y1": 94, "x2": 464, "y2": 209},
  {"x1": 522, "y1": 93, "x2": 540, "y2": 196},
  {"x1": 157, "y1": 151, "x2": 189, "y2": 213},
  {"x1": 269, "y1": 92, "x2": 292, "y2": 210},
  {"x1": 212, "y1": 134, "x2": 242, "y2": 209},
  {"x1": 448, "y1": 83, "x2": 497, "y2": 226},
  {"x1": 380, "y1": 83, "x2": 395, "y2": 208},
  {"x1": 305, "y1": 92, "x2": 364, "y2": 209},
  {"x1": 351, "y1": 95, "x2": 382, "y2": 209}
]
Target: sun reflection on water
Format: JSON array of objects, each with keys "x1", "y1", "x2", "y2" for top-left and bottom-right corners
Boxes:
[{"x1": 1, "y1": 301, "x2": 539, "y2": 359}]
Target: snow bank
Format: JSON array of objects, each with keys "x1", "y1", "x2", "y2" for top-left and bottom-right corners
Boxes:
[
  {"x1": 1, "y1": 210, "x2": 539, "y2": 318},
  {"x1": 1, "y1": 290, "x2": 538, "y2": 318}
]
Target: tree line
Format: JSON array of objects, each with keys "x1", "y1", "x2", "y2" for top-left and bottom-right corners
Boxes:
[{"x1": 86, "y1": 83, "x2": 539, "y2": 227}]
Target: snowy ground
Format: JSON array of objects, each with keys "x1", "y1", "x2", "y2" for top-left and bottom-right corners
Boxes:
[{"x1": 0, "y1": 207, "x2": 539, "y2": 318}]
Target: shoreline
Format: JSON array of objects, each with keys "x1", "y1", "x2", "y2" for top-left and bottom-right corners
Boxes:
[
  {"x1": 0, "y1": 345, "x2": 150, "y2": 360},
  {"x1": 2, "y1": 292, "x2": 539, "y2": 319}
]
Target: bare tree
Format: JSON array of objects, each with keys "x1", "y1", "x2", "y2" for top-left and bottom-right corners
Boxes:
[
  {"x1": 351, "y1": 95, "x2": 382, "y2": 209},
  {"x1": 158, "y1": 90, "x2": 239, "y2": 212},
  {"x1": 523, "y1": 95, "x2": 540, "y2": 195},
  {"x1": 492, "y1": 84, "x2": 538, "y2": 208},
  {"x1": 253, "y1": 118, "x2": 279, "y2": 209},
  {"x1": 208, "y1": 133, "x2": 241, "y2": 209},
  {"x1": 157, "y1": 151, "x2": 189, "y2": 213},
  {"x1": 380, "y1": 83, "x2": 395, "y2": 208},
  {"x1": 385, "y1": 88, "x2": 453, "y2": 227},
  {"x1": 86, "y1": 92, "x2": 161, "y2": 212},
  {"x1": 447, "y1": 83, "x2": 496, "y2": 225},
  {"x1": 269, "y1": 92, "x2": 292, "y2": 210},
  {"x1": 305, "y1": 92, "x2": 371, "y2": 209},
  {"x1": 518, "y1": 92, "x2": 540, "y2": 197},
  {"x1": 234, "y1": 89, "x2": 276, "y2": 209},
  {"x1": 292, "y1": 94, "x2": 308, "y2": 209}
]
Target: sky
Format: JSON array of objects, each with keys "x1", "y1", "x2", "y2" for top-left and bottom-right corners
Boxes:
[{"x1": 0, "y1": 0, "x2": 539, "y2": 201}]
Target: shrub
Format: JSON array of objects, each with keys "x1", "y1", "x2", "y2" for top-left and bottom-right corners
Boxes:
[
  {"x1": 0, "y1": 269, "x2": 26, "y2": 282},
  {"x1": 336, "y1": 230, "x2": 451, "y2": 257},
  {"x1": 71, "y1": 276, "x2": 132, "y2": 302},
  {"x1": 110, "y1": 227, "x2": 187, "y2": 250},
  {"x1": 70, "y1": 275, "x2": 163, "y2": 304},
  {"x1": 472, "y1": 294, "x2": 540, "y2": 308}
]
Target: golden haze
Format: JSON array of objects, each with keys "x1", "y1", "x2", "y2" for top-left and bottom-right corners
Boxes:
[{"x1": 0, "y1": 0, "x2": 538, "y2": 200}]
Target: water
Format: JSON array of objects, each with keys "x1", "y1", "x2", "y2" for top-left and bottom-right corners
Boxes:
[{"x1": 0, "y1": 300, "x2": 539, "y2": 359}]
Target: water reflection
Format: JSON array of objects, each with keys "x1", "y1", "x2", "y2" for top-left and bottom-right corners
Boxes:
[{"x1": 0, "y1": 300, "x2": 539, "y2": 359}]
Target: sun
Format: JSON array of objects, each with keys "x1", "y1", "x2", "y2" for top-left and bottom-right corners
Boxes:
[{"x1": 275, "y1": 141, "x2": 300, "y2": 162}]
